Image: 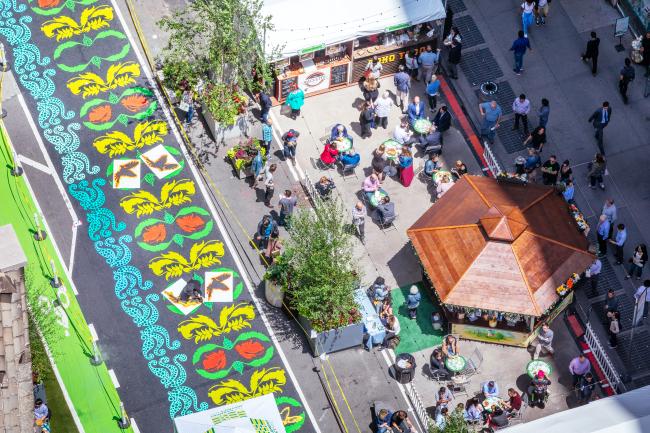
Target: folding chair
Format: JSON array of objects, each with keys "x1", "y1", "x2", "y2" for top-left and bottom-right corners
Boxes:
[
  {"x1": 378, "y1": 214, "x2": 397, "y2": 234},
  {"x1": 448, "y1": 374, "x2": 470, "y2": 398},
  {"x1": 468, "y1": 347, "x2": 484, "y2": 374},
  {"x1": 337, "y1": 160, "x2": 359, "y2": 180}
]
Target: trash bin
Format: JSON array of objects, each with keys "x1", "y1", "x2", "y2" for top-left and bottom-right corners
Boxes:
[{"x1": 394, "y1": 353, "x2": 416, "y2": 384}]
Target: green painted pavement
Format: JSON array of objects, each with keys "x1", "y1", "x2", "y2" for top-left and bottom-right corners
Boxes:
[{"x1": 391, "y1": 283, "x2": 444, "y2": 354}]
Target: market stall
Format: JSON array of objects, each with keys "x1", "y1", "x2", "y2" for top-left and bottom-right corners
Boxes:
[
  {"x1": 407, "y1": 176, "x2": 595, "y2": 347},
  {"x1": 263, "y1": 0, "x2": 446, "y2": 101}
]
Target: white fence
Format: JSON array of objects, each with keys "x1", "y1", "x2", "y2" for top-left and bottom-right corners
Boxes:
[
  {"x1": 404, "y1": 382, "x2": 433, "y2": 431},
  {"x1": 482, "y1": 141, "x2": 503, "y2": 178},
  {"x1": 584, "y1": 321, "x2": 624, "y2": 393}
]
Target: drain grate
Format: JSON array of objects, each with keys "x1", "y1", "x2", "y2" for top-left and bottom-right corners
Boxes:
[
  {"x1": 454, "y1": 15, "x2": 485, "y2": 49},
  {"x1": 447, "y1": 0, "x2": 467, "y2": 14},
  {"x1": 460, "y1": 48, "x2": 504, "y2": 86},
  {"x1": 495, "y1": 118, "x2": 527, "y2": 153},
  {"x1": 475, "y1": 81, "x2": 516, "y2": 115}
]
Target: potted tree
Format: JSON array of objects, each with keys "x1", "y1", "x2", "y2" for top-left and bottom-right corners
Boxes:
[{"x1": 282, "y1": 199, "x2": 363, "y2": 356}]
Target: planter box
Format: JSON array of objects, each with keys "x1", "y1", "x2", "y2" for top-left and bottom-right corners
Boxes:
[
  {"x1": 228, "y1": 158, "x2": 254, "y2": 179},
  {"x1": 297, "y1": 315, "x2": 363, "y2": 357},
  {"x1": 201, "y1": 101, "x2": 250, "y2": 143}
]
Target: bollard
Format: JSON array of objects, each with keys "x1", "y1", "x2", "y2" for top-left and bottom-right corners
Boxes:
[
  {"x1": 33, "y1": 212, "x2": 47, "y2": 241},
  {"x1": 49, "y1": 259, "x2": 61, "y2": 288},
  {"x1": 10, "y1": 148, "x2": 22, "y2": 177},
  {"x1": 90, "y1": 340, "x2": 103, "y2": 366},
  {"x1": 117, "y1": 402, "x2": 131, "y2": 429}
]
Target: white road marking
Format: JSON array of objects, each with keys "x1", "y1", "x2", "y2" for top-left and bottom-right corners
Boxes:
[
  {"x1": 17, "y1": 154, "x2": 52, "y2": 174},
  {"x1": 69, "y1": 220, "x2": 80, "y2": 276},
  {"x1": 380, "y1": 349, "x2": 426, "y2": 432},
  {"x1": 268, "y1": 110, "x2": 301, "y2": 181},
  {"x1": 110, "y1": 2, "x2": 321, "y2": 431},
  {"x1": 131, "y1": 418, "x2": 141, "y2": 433},
  {"x1": 108, "y1": 369, "x2": 121, "y2": 388},
  {"x1": 88, "y1": 323, "x2": 98, "y2": 341}
]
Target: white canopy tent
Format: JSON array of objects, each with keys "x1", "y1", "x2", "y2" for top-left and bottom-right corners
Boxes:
[
  {"x1": 173, "y1": 393, "x2": 286, "y2": 433},
  {"x1": 505, "y1": 386, "x2": 650, "y2": 433},
  {"x1": 261, "y1": 0, "x2": 446, "y2": 60}
]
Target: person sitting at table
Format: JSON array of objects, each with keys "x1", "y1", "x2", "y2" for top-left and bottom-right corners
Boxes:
[
  {"x1": 380, "y1": 314, "x2": 400, "y2": 350},
  {"x1": 315, "y1": 176, "x2": 335, "y2": 199},
  {"x1": 331, "y1": 123, "x2": 350, "y2": 141},
  {"x1": 504, "y1": 388, "x2": 522, "y2": 415},
  {"x1": 450, "y1": 160, "x2": 468, "y2": 180},
  {"x1": 376, "y1": 408, "x2": 393, "y2": 433},
  {"x1": 436, "y1": 174, "x2": 453, "y2": 199},
  {"x1": 482, "y1": 381, "x2": 499, "y2": 398},
  {"x1": 442, "y1": 334, "x2": 459, "y2": 358},
  {"x1": 463, "y1": 398, "x2": 483, "y2": 423},
  {"x1": 528, "y1": 370, "x2": 551, "y2": 408},
  {"x1": 379, "y1": 297, "x2": 393, "y2": 322},
  {"x1": 424, "y1": 154, "x2": 442, "y2": 177},
  {"x1": 429, "y1": 348, "x2": 450, "y2": 379},
  {"x1": 417, "y1": 124, "x2": 442, "y2": 155},
  {"x1": 371, "y1": 277, "x2": 389, "y2": 311},
  {"x1": 319, "y1": 141, "x2": 339, "y2": 168},
  {"x1": 393, "y1": 119, "x2": 418, "y2": 147},
  {"x1": 340, "y1": 149, "x2": 360, "y2": 167},
  {"x1": 376, "y1": 196, "x2": 396, "y2": 224},
  {"x1": 486, "y1": 407, "x2": 509, "y2": 429},
  {"x1": 435, "y1": 386, "x2": 454, "y2": 413},
  {"x1": 398, "y1": 148, "x2": 414, "y2": 187},
  {"x1": 391, "y1": 409, "x2": 416, "y2": 433},
  {"x1": 407, "y1": 96, "x2": 426, "y2": 125},
  {"x1": 362, "y1": 173, "x2": 382, "y2": 204}
]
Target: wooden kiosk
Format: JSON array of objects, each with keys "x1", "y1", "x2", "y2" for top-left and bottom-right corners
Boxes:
[{"x1": 407, "y1": 176, "x2": 595, "y2": 347}]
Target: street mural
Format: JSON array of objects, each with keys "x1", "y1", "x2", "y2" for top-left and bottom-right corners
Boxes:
[{"x1": 0, "y1": 0, "x2": 309, "y2": 431}]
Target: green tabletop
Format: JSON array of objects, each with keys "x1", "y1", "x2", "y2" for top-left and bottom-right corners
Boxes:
[
  {"x1": 412, "y1": 118, "x2": 432, "y2": 134},
  {"x1": 445, "y1": 355, "x2": 467, "y2": 373},
  {"x1": 527, "y1": 359, "x2": 552, "y2": 378},
  {"x1": 369, "y1": 189, "x2": 388, "y2": 208},
  {"x1": 433, "y1": 170, "x2": 453, "y2": 184},
  {"x1": 481, "y1": 396, "x2": 506, "y2": 413},
  {"x1": 333, "y1": 137, "x2": 353, "y2": 152},
  {"x1": 383, "y1": 139, "x2": 401, "y2": 161}
]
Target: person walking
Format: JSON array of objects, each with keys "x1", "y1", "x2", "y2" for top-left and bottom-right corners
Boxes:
[
  {"x1": 251, "y1": 149, "x2": 264, "y2": 189},
  {"x1": 609, "y1": 311, "x2": 620, "y2": 348},
  {"x1": 426, "y1": 75, "x2": 441, "y2": 111},
  {"x1": 521, "y1": 0, "x2": 535, "y2": 36},
  {"x1": 538, "y1": 98, "x2": 550, "y2": 128},
  {"x1": 569, "y1": 354, "x2": 591, "y2": 389},
  {"x1": 588, "y1": 101, "x2": 612, "y2": 155},
  {"x1": 285, "y1": 85, "x2": 304, "y2": 120},
  {"x1": 362, "y1": 77, "x2": 380, "y2": 104},
  {"x1": 510, "y1": 30, "x2": 532, "y2": 75},
  {"x1": 447, "y1": 37, "x2": 462, "y2": 79},
  {"x1": 531, "y1": 322, "x2": 554, "y2": 359},
  {"x1": 618, "y1": 58, "x2": 635, "y2": 105},
  {"x1": 352, "y1": 201, "x2": 366, "y2": 243},
  {"x1": 610, "y1": 223, "x2": 627, "y2": 265},
  {"x1": 257, "y1": 90, "x2": 272, "y2": 123},
  {"x1": 433, "y1": 105, "x2": 452, "y2": 145},
  {"x1": 596, "y1": 215, "x2": 610, "y2": 257},
  {"x1": 634, "y1": 280, "x2": 650, "y2": 320},
  {"x1": 587, "y1": 258, "x2": 602, "y2": 293},
  {"x1": 359, "y1": 101, "x2": 375, "y2": 139},
  {"x1": 181, "y1": 89, "x2": 195, "y2": 125},
  {"x1": 261, "y1": 118, "x2": 273, "y2": 155},
  {"x1": 604, "y1": 290, "x2": 619, "y2": 318},
  {"x1": 263, "y1": 163, "x2": 277, "y2": 207},
  {"x1": 479, "y1": 100, "x2": 502, "y2": 144},
  {"x1": 602, "y1": 198, "x2": 617, "y2": 237},
  {"x1": 626, "y1": 244, "x2": 648, "y2": 280},
  {"x1": 281, "y1": 129, "x2": 298, "y2": 165},
  {"x1": 278, "y1": 189, "x2": 297, "y2": 227},
  {"x1": 512, "y1": 93, "x2": 531, "y2": 135},
  {"x1": 535, "y1": 0, "x2": 549, "y2": 25},
  {"x1": 581, "y1": 32, "x2": 600, "y2": 76},
  {"x1": 418, "y1": 45, "x2": 439, "y2": 84},
  {"x1": 404, "y1": 49, "x2": 419, "y2": 80},
  {"x1": 394, "y1": 65, "x2": 411, "y2": 113},
  {"x1": 587, "y1": 153, "x2": 607, "y2": 190},
  {"x1": 375, "y1": 91, "x2": 393, "y2": 129}
]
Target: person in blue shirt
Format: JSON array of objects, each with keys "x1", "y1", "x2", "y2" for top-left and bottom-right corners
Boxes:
[
  {"x1": 426, "y1": 75, "x2": 441, "y2": 110},
  {"x1": 417, "y1": 45, "x2": 439, "y2": 83},
  {"x1": 406, "y1": 285, "x2": 421, "y2": 319},
  {"x1": 393, "y1": 65, "x2": 411, "y2": 112},
  {"x1": 407, "y1": 96, "x2": 426, "y2": 125},
  {"x1": 463, "y1": 398, "x2": 483, "y2": 423},
  {"x1": 483, "y1": 380, "x2": 499, "y2": 398},
  {"x1": 563, "y1": 179, "x2": 575, "y2": 203},
  {"x1": 339, "y1": 149, "x2": 360, "y2": 167},
  {"x1": 610, "y1": 223, "x2": 627, "y2": 264},
  {"x1": 510, "y1": 30, "x2": 532, "y2": 74},
  {"x1": 331, "y1": 123, "x2": 351, "y2": 141},
  {"x1": 479, "y1": 100, "x2": 502, "y2": 143},
  {"x1": 424, "y1": 153, "x2": 442, "y2": 176},
  {"x1": 524, "y1": 148, "x2": 541, "y2": 173},
  {"x1": 251, "y1": 149, "x2": 264, "y2": 189},
  {"x1": 435, "y1": 407, "x2": 448, "y2": 429},
  {"x1": 375, "y1": 408, "x2": 393, "y2": 433},
  {"x1": 261, "y1": 118, "x2": 273, "y2": 154},
  {"x1": 597, "y1": 214, "x2": 610, "y2": 257}
]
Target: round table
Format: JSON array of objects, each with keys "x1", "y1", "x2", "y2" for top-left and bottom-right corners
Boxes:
[
  {"x1": 433, "y1": 170, "x2": 453, "y2": 185},
  {"x1": 333, "y1": 137, "x2": 353, "y2": 152},
  {"x1": 444, "y1": 355, "x2": 467, "y2": 373},
  {"x1": 412, "y1": 118, "x2": 432, "y2": 134},
  {"x1": 526, "y1": 359, "x2": 553, "y2": 378},
  {"x1": 481, "y1": 396, "x2": 506, "y2": 413},
  {"x1": 368, "y1": 189, "x2": 388, "y2": 208},
  {"x1": 383, "y1": 139, "x2": 401, "y2": 162}
]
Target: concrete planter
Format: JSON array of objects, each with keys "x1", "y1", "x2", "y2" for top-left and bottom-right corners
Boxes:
[
  {"x1": 297, "y1": 316, "x2": 364, "y2": 357},
  {"x1": 201, "y1": 101, "x2": 250, "y2": 143},
  {"x1": 264, "y1": 279, "x2": 284, "y2": 308}
]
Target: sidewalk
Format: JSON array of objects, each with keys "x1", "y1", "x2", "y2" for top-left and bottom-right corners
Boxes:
[{"x1": 446, "y1": 0, "x2": 650, "y2": 390}]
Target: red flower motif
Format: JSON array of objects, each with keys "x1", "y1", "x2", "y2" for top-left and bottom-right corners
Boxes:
[
  {"x1": 38, "y1": 0, "x2": 60, "y2": 8},
  {"x1": 202, "y1": 350, "x2": 227, "y2": 372},
  {"x1": 234, "y1": 340, "x2": 265, "y2": 360}
]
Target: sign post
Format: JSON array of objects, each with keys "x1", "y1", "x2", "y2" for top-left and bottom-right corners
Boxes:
[{"x1": 614, "y1": 16, "x2": 629, "y2": 52}]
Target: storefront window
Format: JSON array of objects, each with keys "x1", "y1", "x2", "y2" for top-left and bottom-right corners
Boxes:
[{"x1": 624, "y1": 0, "x2": 650, "y2": 30}]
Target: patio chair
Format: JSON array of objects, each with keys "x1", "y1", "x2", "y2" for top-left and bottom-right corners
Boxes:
[
  {"x1": 377, "y1": 213, "x2": 397, "y2": 234},
  {"x1": 468, "y1": 347, "x2": 484, "y2": 374},
  {"x1": 448, "y1": 374, "x2": 471, "y2": 398},
  {"x1": 508, "y1": 393, "x2": 529, "y2": 424},
  {"x1": 337, "y1": 160, "x2": 359, "y2": 180}
]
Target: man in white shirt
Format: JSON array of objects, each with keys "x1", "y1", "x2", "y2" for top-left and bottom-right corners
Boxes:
[
  {"x1": 393, "y1": 120, "x2": 418, "y2": 147},
  {"x1": 512, "y1": 93, "x2": 531, "y2": 135},
  {"x1": 634, "y1": 280, "x2": 650, "y2": 320},
  {"x1": 587, "y1": 258, "x2": 602, "y2": 293}
]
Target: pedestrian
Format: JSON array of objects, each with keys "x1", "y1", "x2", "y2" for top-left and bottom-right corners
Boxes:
[
  {"x1": 278, "y1": 189, "x2": 297, "y2": 227},
  {"x1": 365, "y1": 55, "x2": 383, "y2": 80},
  {"x1": 359, "y1": 101, "x2": 375, "y2": 139},
  {"x1": 255, "y1": 215, "x2": 278, "y2": 250},
  {"x1": 640, "y1": 31, "x2": 650, "y2": 77},
  {"x1": 34, "y1": 399, "x2": 50, "y2": 431},
  {"x1": 587, "y1": 153, "x2": 607, "y2": 190},
  {"x1": 281, "y1": 128, "x2": 298, "y2": 165},
  {"x1": 523, "y1": 126, "x2": 546, "y2": 153},
  {"x1": 581, "y1": 32, "x2": 600, "y2": 76},
  {"x1": 587, "y1": 258, "x2": 602, "y2": 293},
  {"x1": 634, "y1": 280, "x2": 650, "y2": 320},
  {"x1": 181, "y1": 89, "x2": 194, "y2": 125},
  {"x1": 426, "y1": 75, "x2": 441, "y2": 111},
  {"x1": 375, "y1": 91, "x2": 393, "y2": 129},
  {"x1": 285, "y1": 85, "x2": 304, "y2": 120},
  {"x1": 404, "y1": 49, "x2": 419, "y2": 79},
  {"x1": 257, "y1": 90, "x2": 272, "y2": 123},
  {"x1": 559, "y1": 160, "x2": 573, "y2": 184},
  {"x1": 604, "y1": 289, "x2": 619, "y2": 318},
  {"x1": 578, "y1": 373, "x2": 599, "y2": 404},
  {"x1": 524, "y1": 147, "x2": 541, "y2": 179},
  {"x1": 569, "y1": 354, "x2": 591, "y2": 389},
  {"x1": 447, "y1": 36, "x2": 462, "y2": 79},
  {"x1": 626, "y1": 244, "x2": 648, "y2": 280},
  {"x1": 538, "y1": 98, "x2": 550, "y2": 128},
  {"x1": 251, "y1": 148, "x2": 264, "y2": 189},
  {"x1": 510, "y1": 30, "x2": 532, "y2": 75},
  {"x1": 362, "y1": 77, "x2": 380, "y2": 104},
  {"x1": 444, "y1": 26, "x2": 463, "y2": 47},
  {"x1": 521, "y1": 0, "x2": 535, "y2": 36},
  {"x1": 261, "y1": 118, "x2": 273, "y2": 155},
  {"x1": 618, "y1": 58, "x2": 635, "y2": 105},
  {"x1": 352, "y1": 201, "x2": 366, "y2": 243},
  {"x1": 263, "y1": 163, "x2": 277, "y2": 207},
  {"x1": 563, "y1": 179, "x2": 575, "y2": 203},
  {"x1": 512, "y1": 93, "x2": 531, "y2": 135},
  {"x1": 602, "y1": 198, "x2": 617, "y2": 237},
  {"x1": 418, "y1": 45, "x2": 439, "y2": 83},
  {"x1": 393, "y1": 65, "x2": 411, "y2": 112},
  {"x1": 596, "y1": 215, "x2": 610, "y2": 257},
  {"x1": 433, "y1": 105, "x2": 452, "y2": 145},
  {"x1": 531, "y1": 322, "x2": 554, "y2": 359},
  {"x1": 535, "y1": 0, "x2": 549, "y2": 25},
  {"x1": 609, "y1": 311, "x2": 620, "y2": 348},
  {"x1": 479, "y1": 100, "x2": 502, "y2": 144},
  {"x1": 541, "y1": 154, "x2": 559, "y2": 185},
  {"x1": 610, "y1": 223, "x2": 627, "y2": 265}
]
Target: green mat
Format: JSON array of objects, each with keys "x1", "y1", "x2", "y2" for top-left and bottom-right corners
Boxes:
[{"x1": 391, "y1": 283, "x2": 445, "y2": 354}]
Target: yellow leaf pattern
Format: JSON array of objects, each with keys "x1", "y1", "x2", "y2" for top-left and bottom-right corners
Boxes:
[
  {"x1": 120, "y1": 179, "x2": 196, "y2": 217},
  {"x1": 41, "y1": 5, "x2": 114, "y2": 41},
  {"x1": 67, "y1": 62, "x2": 141, "y2": 98},
  {"x1": 207, "y1": 368, "x2": 287, "y2": 405},
  {"x1": 93, "y1": 120, "x2": 168, "y2": 157},
  {"x1": 177, "y1": 303, "x2": 255, "y2": 343},
  {"x1": 149, "y1": 240, "x2": 225, "y2": 279}
]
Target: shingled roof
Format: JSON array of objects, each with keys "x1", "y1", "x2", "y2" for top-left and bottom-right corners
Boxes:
[{"x1": 407, "y1": 176, "x2": 594, "y2": 316}]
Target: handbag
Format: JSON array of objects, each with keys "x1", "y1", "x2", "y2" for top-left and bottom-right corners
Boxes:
[{"x1": 178, "y1": 101, "x2": 190, "y2": 112}]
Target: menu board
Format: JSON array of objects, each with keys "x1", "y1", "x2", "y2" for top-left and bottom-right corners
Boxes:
[
  {"x1": 279, "y1": 76, "x2": 298, "y2": 100},
  {"x1": 330, "y1": 64, "x2": 349, "y2": 86}
]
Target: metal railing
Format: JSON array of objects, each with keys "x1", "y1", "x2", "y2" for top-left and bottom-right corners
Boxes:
[
  {"x1": 584, "y1": 321, "x2": 624, "y2": 393},
  {"x1": 482, "y1": 141, "x2": 503, "y2": 178},
  {"x1": 404, "y1": 382, "x2": 433, "y2": 431}
]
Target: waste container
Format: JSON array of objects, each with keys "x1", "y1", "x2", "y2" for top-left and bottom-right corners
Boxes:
[{"x1": 394, "y1": 353, "x2": 416, "y2": 384}]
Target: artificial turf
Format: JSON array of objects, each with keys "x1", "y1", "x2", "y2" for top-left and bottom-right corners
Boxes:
[{"x1": 391, "y1": 283, "x2": 445, "y2": 354}]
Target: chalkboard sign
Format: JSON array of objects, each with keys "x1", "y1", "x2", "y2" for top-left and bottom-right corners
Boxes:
[
  {"x1": 330, "y1": 64, "x2": 349, "y2": 86},
  {"x1": 279, "y1": 76, "x2": 298, "y2": 100}
]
